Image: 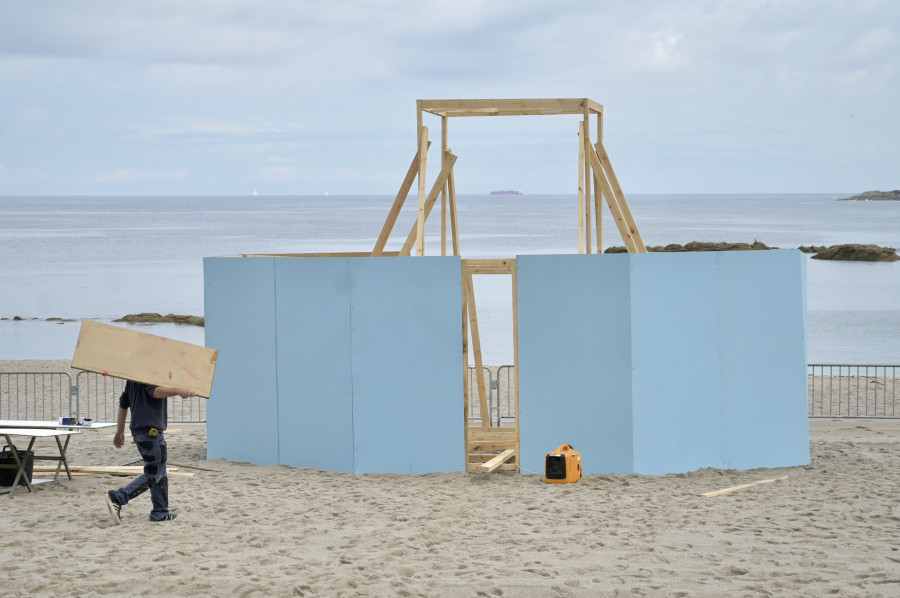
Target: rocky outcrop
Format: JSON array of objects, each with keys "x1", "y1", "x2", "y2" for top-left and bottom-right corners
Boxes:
[
  {"x1": 809, "y1": 244, "x2": 899, "y2": 262},
  {"x1": 114, "y1": 313, "x2": 205, "y2": 326},
  {"x1": 844, "y1": 190, "x2": 900, "y2": 201},
  {"x1": 604, "y1": 241, "x2": 774, "y2": 254}
]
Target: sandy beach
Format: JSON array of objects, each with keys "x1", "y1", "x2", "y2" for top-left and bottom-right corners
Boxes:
[{"x1": 2, "y1": 360, "x2": 900, "y2": 597}]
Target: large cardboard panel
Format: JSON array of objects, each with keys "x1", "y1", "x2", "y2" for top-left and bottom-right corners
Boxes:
[
  {"x1": 203, "y1": 257, "x2": 279, "y2": 465},
  {"x1": 349, "y1": 257, "x2": 462, "y2": 474},
  {"x1": 516, "y1": 254, "x2": 634, "y2": 475},
  {"x1": 718, "y1": 251, "x2": 810, "y2": 469},
  {"x1": 630, "y1": 253, "x2": 725, "y2": 474},
  {"x1": 72, "y1": 320, "x2": 217, "y2": 397},
  {"x1": 274, "y1": 258, "x2": 355, "y2": 473}
]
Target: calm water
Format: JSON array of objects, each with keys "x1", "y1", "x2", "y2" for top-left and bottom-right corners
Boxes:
[{"x1": 1, "y1": 194, "x2": 898, "y2": 364}]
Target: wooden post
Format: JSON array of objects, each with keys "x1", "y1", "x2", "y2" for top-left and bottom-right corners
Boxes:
[
  {"x1": 448, "y1": 158, "x2": 460, "y2": 256},
  {"x1": 588, "y1": 144, "x2": 645, "y2": 253},
  {"x1": 465, "y1": 270, "x2": 491, "y2": 428},
  {"x1": 596, "y1": 110, "x2": 603, "y2": 251},
  {"x1": 372, "y1": 143, "x2": 430, "y2": 256},
  {"x1": 595, "y1": 141, "x2": 646, "y2": 252},
  {"x1": 511, "y1": 260, "x2": 520, "y2": 465},
  {"x1": 582, "y1": 118, "x2": 592, "y2": 253},
  {"x1": 399, "y1": 153, "x2": 458, "y2": 256},
  {"x1": 416, "y1": 105, "x2": 428, "y2": 256},
  {"x1": 462, "y1": 267, "x2": 470, "y2": 468},
  {"x1": 577, "y1": 123, "x2": 585, "y2": 254},
  {"x1": 441, "y1": 116, "x2": 448, "y2": 256}
]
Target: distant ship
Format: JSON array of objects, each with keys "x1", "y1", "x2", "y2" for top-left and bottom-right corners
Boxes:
[{"x1": 490, "y1": 189, "x2": 523, "y2": 195}]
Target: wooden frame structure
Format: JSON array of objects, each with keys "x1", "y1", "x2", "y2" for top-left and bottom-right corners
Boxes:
[{"x1": 238, "y1": 99, "x2": 647, "y2": 473}]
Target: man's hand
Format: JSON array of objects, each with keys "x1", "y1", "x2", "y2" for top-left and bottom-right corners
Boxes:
[
  {"x1": 113, "y1": 431, "x2": 125, "y2": 449},
  {"x1": 153, "y1": 386, "x2": 197, "y2": 400}
]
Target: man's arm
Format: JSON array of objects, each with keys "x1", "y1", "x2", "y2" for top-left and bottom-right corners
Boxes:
[
  {"x1": 152, "y1": 386, "x2": 196, "y2": 400},
  {"x1": 113, "y1": 406, "x2": 127, "y2": 449}
]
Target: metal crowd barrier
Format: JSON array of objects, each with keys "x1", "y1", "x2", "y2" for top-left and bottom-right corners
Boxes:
[
  {"x1": 5, "y1": 366, "x2": 898, "y2": 424},
  {"x1": 808, "y1": 365, "x2": 898, "y2": 418},
  {"x1": 1, "y1": 371, "x2": 207, "y2": 423}
]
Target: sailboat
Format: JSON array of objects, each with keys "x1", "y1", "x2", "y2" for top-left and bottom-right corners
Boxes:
[{"x1": 253, "y1": 189, "x2": 259, "y2": 196}]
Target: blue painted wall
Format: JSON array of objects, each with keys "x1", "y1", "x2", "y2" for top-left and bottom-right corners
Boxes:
[
  {"x1": 516, "y1": 255, "x2": 634, "y2": 475},
  {"x1": 204, "y1": 257, "x2": 279, "y2": 465},
  {"x1": 516, "y1": 251, "x2": 809, "y2": 475},
  {"x1": 206, "y1": 251, "x2": 808, "y2": 477},
  {"x1": 204, "y1": 256, "x2": 463, "y2": 474}
]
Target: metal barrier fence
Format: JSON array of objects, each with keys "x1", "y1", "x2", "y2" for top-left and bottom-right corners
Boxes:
[
  {"x1": 1, "y1": 371, "x2": 207, "y2": 423},
  {"x1": 808, "y1": 365, "x2": 898, "y2": 418},
  {"x1": 4, "y1": 366, "x2": 897, "y2": 423}
]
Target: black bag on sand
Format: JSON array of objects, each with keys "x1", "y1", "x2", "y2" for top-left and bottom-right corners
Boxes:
[{"x1": 0, "y1": 445, "x2": 34, "y2": 486}]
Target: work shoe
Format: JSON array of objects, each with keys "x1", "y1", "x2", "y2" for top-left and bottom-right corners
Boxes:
[
  {"x1": 151, "y1": 513, "x2": 178, "y2": 522},
  {"x1": 105, "y1": 491, "x2": 122, "y2": 525}
]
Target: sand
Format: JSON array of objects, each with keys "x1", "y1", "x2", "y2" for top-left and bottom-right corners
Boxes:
[{"x1": 2, "y1": 362, "x2": 900, "y2": 597}]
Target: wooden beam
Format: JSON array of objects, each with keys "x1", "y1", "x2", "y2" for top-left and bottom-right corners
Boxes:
[
  {"x1": 582, "y1": 119, "x2": 592, "y2": 254},
  {"x1": 461, "y1": 269, "x2": 470, "y2": 468},
  {"x1": 419, "y1": 98, "x2": 604, "y2": 118},
  {"x1": 577, "y1": 122, "x2": 585, "y2": 254},
  {"x1": 399, "y1": 153, "x2": 458, "y2": 256},
  {"x1": 462, "y1": 258, "x2": 514, "y2": 275},
  {"x1": 372, "y1": 142, "x2": 431, "y2": 256},
  {"x1": 511, "y1": 263, "x2": 520, "y2": 468},
  {"x1": 698, "y1": 476, "x2": 789, "y2": 498},
  {"x1": 465, "y1": 270, "x2": 491, "y2": 427},
  {"x1": 594, "y1": 140, "x2": 647, "y2": 252},
  {"x1": 448, "y1": 160, "x2": 460, "y2": 256},
  {"x1": 587, "y1": 145, "x2": 642, "y2": 253},
  {"x1": 441, "y1": 118, "x2": 448, "y2": 256},
  {"x1": 416, "y1": 125, "x2": 428, "y2": 256},
  {"x1": 240, "y1": 252, "x2": 400, "y2": 258},
  {"x1": 477, "y1": 449, "x2": 515, "y2": 473}
]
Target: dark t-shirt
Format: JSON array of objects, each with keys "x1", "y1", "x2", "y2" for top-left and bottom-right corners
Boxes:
[{"x1": 118, "y1": 381, "x2": 166, "y2": 431}]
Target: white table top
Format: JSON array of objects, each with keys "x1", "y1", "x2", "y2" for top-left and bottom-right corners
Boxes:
[
  {"x1": 0, "y1": 428, "x2": 82, "y2": 437},
  {"x1": 0, "y1": 419, "x2": 115, "y2": 430}
]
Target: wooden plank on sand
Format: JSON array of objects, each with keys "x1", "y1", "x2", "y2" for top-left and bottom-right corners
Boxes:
[
  {"x1": 698, "y1": 476, "x2": 789, "y2": 498},
  {"x1": 72, "y1": 320, "x2": 217, "y2": 398},
  {"x1": 477, "y1": 449, "x2": 515, "y2": 473}
]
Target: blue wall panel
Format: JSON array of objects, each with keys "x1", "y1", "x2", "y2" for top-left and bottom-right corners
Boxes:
[
  {"x1": 717, "y1": 251, "x2": 810, "y2": 468},
  {"x1": 274, "y1": 258, "x2": 355, "y2": 473},
  {"x1": 516, "y1": 255, "x2": 634, "y2": 475},
  {"x1": 630, "y1": 253, "x2": 725, "y2": 474},
  {"x1": 349, "y1": 257, "x2": 462, "y2": 473},
  {"x1": 203, "y1": 257, "x2": 279, "y2": 465}
]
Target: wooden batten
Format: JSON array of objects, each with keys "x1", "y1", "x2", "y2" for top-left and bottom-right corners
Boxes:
[
  {"x1": 587, "y1": 144, "x2": 645, "y2": 253},
  {"x1": 419, "y1": 98, "x2": 603, "y2": 118},
  {"x1": 582, "y1": 119, "x2": 592, "y2": 253},
  {"x1": 465, "y1": 271, "x2": 491, "y2": 427},
  {"x1": 477, "y1": 449, "x2": 515, "y2": 473},
  {"x1": 400, "y1": 153, "x2": 458, "y2": 256},
  {"x1": 372, "y1": 142, "x2": 430, "y2": 256},
  {"x1": 578, "y1": 123, "x2": 586, "y2": 253},
  {"x1": 416, "y1": 126, "x2": 429, "y2": 256},
  {"x1": 448, "y1": 163, "x2": 460, "y2": 256},
  {"x1": 594, "y1": 141, "x2": 647, "y2": 252},
  {"x1": 240, "y1": 252, "x2": 400, "y2": 258}
]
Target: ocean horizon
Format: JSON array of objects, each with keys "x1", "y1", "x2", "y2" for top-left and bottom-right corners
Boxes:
[{"x1": 1, "y1": 193, "x2": 898, "y2": 364}]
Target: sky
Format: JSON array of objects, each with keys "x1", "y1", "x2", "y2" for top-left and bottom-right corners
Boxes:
[{"x1": 0, "y1": 0, "x2": 897, "y2": 195}]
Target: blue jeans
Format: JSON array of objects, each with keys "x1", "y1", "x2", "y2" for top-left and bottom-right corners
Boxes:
[{"x1": 110, "y1": 429, "x2": 169, "y2": 521}]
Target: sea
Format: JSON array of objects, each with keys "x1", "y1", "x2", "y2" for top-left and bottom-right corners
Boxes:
[{"x1": 1, "y1": 193, "x2": 899, "y2": 365}]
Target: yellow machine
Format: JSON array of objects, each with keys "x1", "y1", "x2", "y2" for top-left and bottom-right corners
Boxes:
[{"x1": 544, "y1": 444, "x2": 582, "y2": 484}]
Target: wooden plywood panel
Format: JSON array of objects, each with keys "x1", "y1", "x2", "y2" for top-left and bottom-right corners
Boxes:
[{"x1": 71, "y1": 320, "x2": 217, "y2": 398}]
